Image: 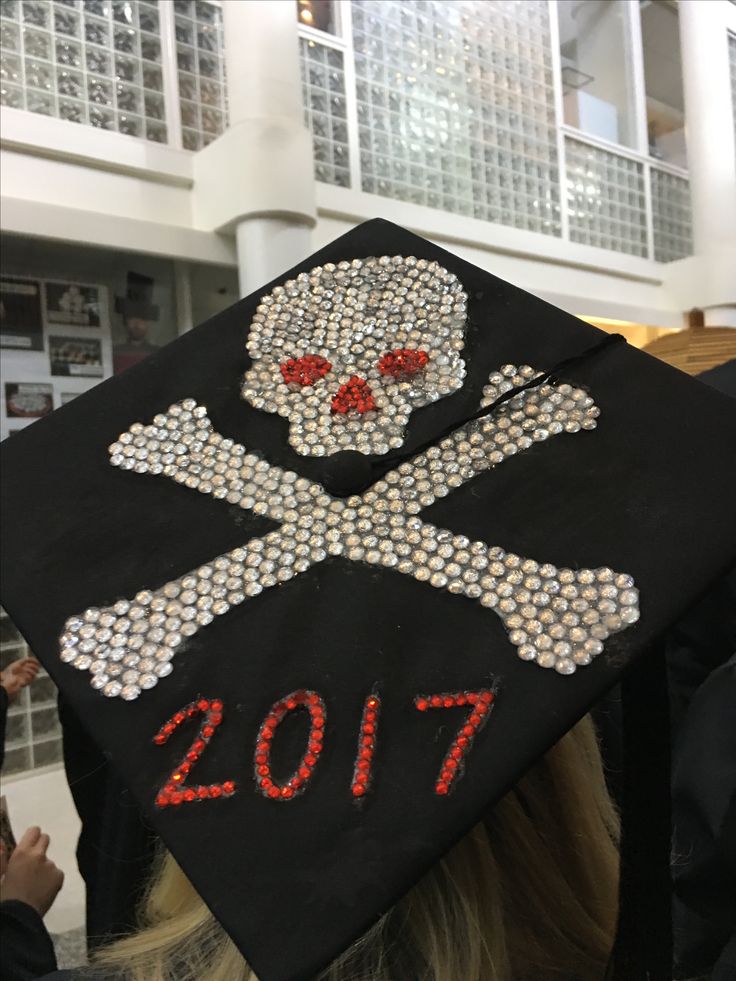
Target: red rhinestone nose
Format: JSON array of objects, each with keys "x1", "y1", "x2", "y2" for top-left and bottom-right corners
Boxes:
[{"x1": 331, "y1": 377, "x2": 377, "y2": 415}]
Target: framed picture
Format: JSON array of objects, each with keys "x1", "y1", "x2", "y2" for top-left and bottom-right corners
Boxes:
[
  {"x1": 5, "y1": 382, "x2": 54, "y2": 418},
  {"x1": 48, "y1": 336, "x2": 103, "y2": 378},
  {"x1": 0, "y1": 277, "x2": 43, "y2": 351},
  {"x1": 44, "y1": 281, "x2": 102, "y2": 328},
  {"x1": 60, "y1": 392, "x2": 80, "y2": 405}
]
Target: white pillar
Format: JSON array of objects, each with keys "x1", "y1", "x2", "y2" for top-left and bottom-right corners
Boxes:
[
  {"x1": 677, "y1": 1, "x2": 736, "y2": 327},
  {"x1": 222, "y1": 0, "x2": 314, "y2": 296}
]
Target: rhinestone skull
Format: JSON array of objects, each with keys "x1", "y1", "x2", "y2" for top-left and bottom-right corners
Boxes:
[{"x1": 241, "y1": 256, "x2": 468, "y2": 456}]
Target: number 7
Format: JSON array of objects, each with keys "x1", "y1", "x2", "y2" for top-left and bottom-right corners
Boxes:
[{"x1": 414, "y1": 689, "x2": 496, "y2": 795}]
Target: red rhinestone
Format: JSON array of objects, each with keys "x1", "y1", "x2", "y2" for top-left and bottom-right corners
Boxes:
[
  {"x1": 456, "y1": 693, "x2": 468, "y2": 706},
  {"x1": 298, "y1": 765, "x2": 312, "y2": 780},
  {"x1": 170, "y1": 791, "x2": 184, "y2": 806},
  {"x1": 209, "y1": 712, "x2": 223, "y2": 726},
  {"x1": 257, "y1": 765, "x2": 270, "y2": 777},
  {"x1": 222, "y1": 781, "x2": 236, "y2": 795},
  {"x1": 304, "y1": 753, "x2": 317, "y2": 766},
  {"x1": 197, "y1": 699, "x2": 210, "y2": 711},
  {"x1": 197, "y1": 787, "x2": 210, "y2": 800},
  {"x1": 211, "y1": 699, "x2": 223, "y2": 711},
  {"x1": 470, "y1": 713, "x2": 482, "y2": 726},
  {"x1": 202, "y1": 725, "x2": 215, "y2": 739},
  {"x1": 356, "y1": 759, "x2": 370, "y2": 771},
  {"x1": 378, "y1": 348, "x2": 429, "y2": 379},
  {"x1": 280, "y1": 786, "x2": 294, "y2": 799},
  {"x1": 155, "y1": 793, "x2": 169, "y2": 807},
  {"x1": 462, "y1": 725, "x2": 475, "y2": 737},
  {"x1": 313, "y1": 716, "x2": 325, "y2": 729},
  {"x1": 416, "y1": 697, "x2": 429, "y2": 712},
  {"x1": 280, "y1": 355, "x2": 331, "y2": 387},
  {"x1": 352, "y1": 784, "x2": 366, "y2": 797},
  {"x1": 267, "y1": 786, "x2": 280, "y2": 799},
  {"x1": 359, "y1": 748, "x2": 372, "y2": 761},
  {"x1": 183, "y1": 788, "x2": 196, "y2": 802},
  {"x1": 363, "y1": 723, "x2": 375, "y2": 735},
  {"x1": 446, "y1": 758, "x2": 459, "y2": 771},
  {"x1": 331, "y1": 377, "x2": 376, "y2": 415},
  {"x1": 366, "y1": 696, "x2": 379, "y2": 709},
  {"x1": 436, "y1": 782, "x2": 449, "y2": 796},
  {"x1": 153, "y1": 733, "x2": 167, "y2": 745},
  {"x1": 430, "y1": 695, "x2": 443, "y2": 708},
  {"x1": 480, "y1": 691, "x2": 494, "y2": 703},
  {"x1": 457, "y1": 736, "x2": 469, "y2": 748},
  {"x1": 171, "y1": 771, "x2": 184, "y2": 783},
  {"x1": 209, "y1": 785, "x2": 223, "y2": 799}
]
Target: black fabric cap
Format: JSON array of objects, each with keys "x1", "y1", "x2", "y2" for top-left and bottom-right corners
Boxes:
[{"x1": 2, "y1": 219, "x2": 736, "y2": 981}]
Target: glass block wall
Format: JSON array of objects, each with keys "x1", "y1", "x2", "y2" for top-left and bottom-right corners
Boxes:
[
  {"x1": 0, "y1": 0, "x2": 168, "y2": 142},
  {"x1": 350, "y1": 0, "x2": 560, "y2": 234},
  {"x1": 174, "y1": 0, "x2": 227, "y2": 150},
  {"x1": 1, "y1": 609, "x2": 62, "y2": 775},
  {"x1": 299, "y1": 36, "x2": 350, "y2": 187},
  {"x1": 565, "y1": 137, "x2": 647, "y2": 257},
  {"x1": 650, "y1": 168, "x2": 692, "y2": 263}
]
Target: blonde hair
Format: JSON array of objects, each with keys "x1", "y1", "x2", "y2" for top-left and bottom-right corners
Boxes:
[{"x1": 95, "y1": 716, "x2": 619, "y2": 981}]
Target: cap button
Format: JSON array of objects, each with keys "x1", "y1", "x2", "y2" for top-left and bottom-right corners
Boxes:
[{"x1": 320, "y1": 451, "x2": 376, "y2": 498}]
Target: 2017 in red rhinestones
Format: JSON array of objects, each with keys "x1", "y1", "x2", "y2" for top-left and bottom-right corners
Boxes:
[{"x1": 153, "y1": 683, "x2": 497, "y2": 808}]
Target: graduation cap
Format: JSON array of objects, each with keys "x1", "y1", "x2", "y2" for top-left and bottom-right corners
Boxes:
[{"x1": 2, "y1": 219, "x2": 735, "y2": 981}]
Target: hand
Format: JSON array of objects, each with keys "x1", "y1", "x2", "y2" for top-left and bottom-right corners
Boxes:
[
  {"x1": 0, "y1": 826, "x2": 64, "y2": 917},
  {"x1": 0, "y1": 657, "x2": 41, "y2": 703}
]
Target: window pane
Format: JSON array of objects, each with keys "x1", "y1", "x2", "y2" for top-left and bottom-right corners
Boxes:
[
  {"x1": 558, "y1": 0, "x2": 637, "y2": 149},
  {"x1": 640, "y1": 0, "x2": 686, "y2": 167},
  {"x1": 296, "y1": 0, "x2": 336, "y2": 35}
]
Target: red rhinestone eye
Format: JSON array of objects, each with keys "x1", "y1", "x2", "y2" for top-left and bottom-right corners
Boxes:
[
  {"x1": 280, "y1": 355, "x2": 332, "y2": 387},
  {"x1": 377, "y1": 348, "x2": 429, "y2": 379}
]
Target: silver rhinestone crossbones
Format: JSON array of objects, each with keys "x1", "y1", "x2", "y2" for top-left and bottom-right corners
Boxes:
[{"x1": 59, "y1": 365, "x2": 639, "y2": 700}]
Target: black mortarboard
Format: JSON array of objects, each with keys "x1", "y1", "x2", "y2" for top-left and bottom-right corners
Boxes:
[
  {"x1": 1, "y1": 219, "x2": 735, "y2": 981},
  {"x1": 115, "y1": 271, "x2": 160, "y2": 321}
]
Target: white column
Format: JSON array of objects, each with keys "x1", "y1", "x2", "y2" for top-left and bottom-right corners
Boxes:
[
  {"x1": 174, "y1": 261, "x2": 193, "y2": 334},
  {"x1": 677, "y1": 1, "x2": 736, "y2": 327},
  {"x1": 222, "y1": 0, "x2": 314, "y2": 296}
]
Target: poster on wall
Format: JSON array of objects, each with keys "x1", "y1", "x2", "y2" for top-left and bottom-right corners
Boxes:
[
  {"x1": 45, "y1": 281, "x2": 101, "y2": 328},
  {"x1": 48, "y1": 336, "x2": 103, "y2": 378},
  {"x1": 4, "y1": 382, "x2": 54, "y2": 419},
  {"x1": 0, "y1": 278, "x2": 44, "y2": 351}
]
